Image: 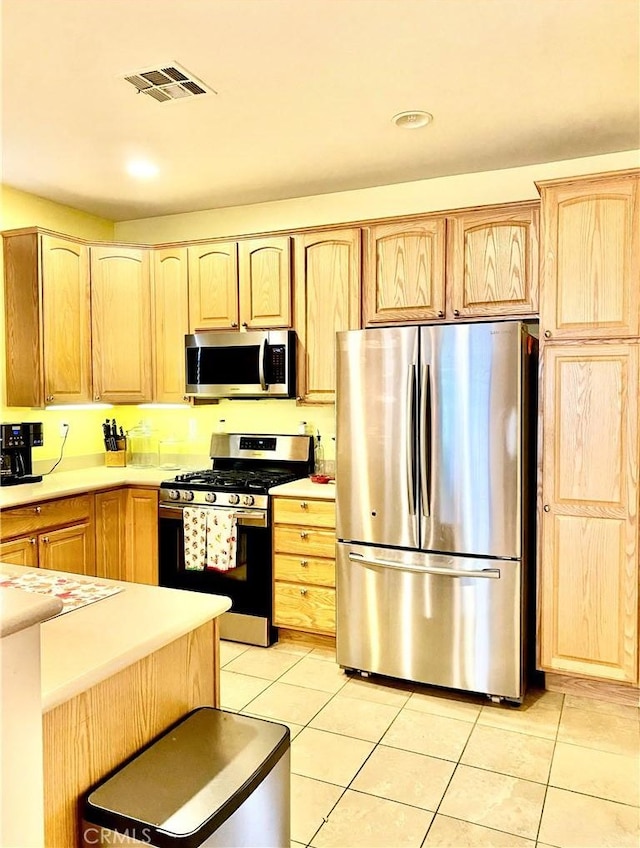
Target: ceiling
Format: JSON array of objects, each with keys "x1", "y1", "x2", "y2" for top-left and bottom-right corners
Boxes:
[{"x1": 2, "y1": 0, "x2": 639, "y2": 222}]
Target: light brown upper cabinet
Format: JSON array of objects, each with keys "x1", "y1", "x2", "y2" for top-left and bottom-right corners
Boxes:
[
  {"x1": 363, "y1": 204, "x2": 539, "y2": 326},
  {"x1": 188, "y1": 241, "x2": 239, "y2": 331},
  {"x1": 294, "y1": 229, "x2": 361, "y2": 403},
  {"x1": 537, "y1": 170, "x2": 639, "y2": 340},
  {"x1": 91, "y1": 245, "x2": 153, "y2": 403},
  {"x1": 153, "y1": 247, "x2": 189, "y2": 403},
  {"x1": 238, "y1": 236, "x2": 292, "y2": 328},
  {"x1": 446, "y1": 203, "x2": 539, "y2": 318},
  {"x1": 539, "y1": 342, "x2": 639, "y2": 684},
  {"x1": 3, "y1": 230, "x2": 92, "y2": 407},
  {"x1": 363, "y1": 217, "x2": 446, "y2": 324}
]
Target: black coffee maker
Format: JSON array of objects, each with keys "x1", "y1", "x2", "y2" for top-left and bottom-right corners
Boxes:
[{"x1": 0, "y1": 422, "x2": 44, "y2": 486}]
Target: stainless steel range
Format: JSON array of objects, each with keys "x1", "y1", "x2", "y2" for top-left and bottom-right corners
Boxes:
[{"x1": 158, "y1": 433, "x2": 314, "y2": 646}]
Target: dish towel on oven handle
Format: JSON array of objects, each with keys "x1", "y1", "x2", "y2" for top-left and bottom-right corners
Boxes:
[
  {"x1": 183, "y1": 507, "x2": 207, "y2": 571},
  {"x1": 206, "y1": 509, "x2": 238, "y2": 571}
]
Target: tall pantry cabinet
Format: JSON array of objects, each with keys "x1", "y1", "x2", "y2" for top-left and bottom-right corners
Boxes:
[{"x1": 537, "y1": 170, "x2": 640, "y2": 687}]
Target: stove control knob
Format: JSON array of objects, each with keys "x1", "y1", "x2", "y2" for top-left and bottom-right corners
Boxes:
[
  {"x1": 182, "y1": 491, "x2": 195, "y2": 502},
  {"x1": 168, "y1": 490, "x2": 180, "y2": 501},
  {"x1": 228, "y1": 493, "x2": 240, "y2": 505},
  {"x1": 241, "y1": 494, "x2": 254, "y2": 506},
  {"x1": 205, "y1": 492, "x2": 217, "y2": 504}
]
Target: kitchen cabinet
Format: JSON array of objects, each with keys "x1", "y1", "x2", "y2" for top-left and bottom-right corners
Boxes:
[
  {"x1": 539, "y1": 342, "x2": 639, "y2": 684},
  {"x1": 294, "y1": 228, "x2": 361, "y2": 403},
  {"x1": 363, "y1": 203, "x2": 539, "y2": 326},
  {"x1": 188, "y1": 241, "x2": 239, "y2": 330},
  {"x1": 0, "y1": 494, "x2": 96, "y2": 576},
  {"x1": 3, "y1": 230, "x2": 92, "y2": 407},
  {"x1": 91, "y1": 245, "x2": 153, "y2": 403},
  {"x1": 446, "y1": 203, "x2": 539, "y2": 318},
  {"x1": 152, "y1": 247, "x2": 189, "y2": 403},
  {"x1": 273, "y1": 496, "x2": 336, "y2": 636},
  {"x1": 95, "y1": 489, "x2": 127, "y2": 581},
  {"x1": 94, "y1": 487, "x2": 159, "y2": 585},
  {"x1": 537, "y1": 170, "x2": 639, "y2": 340}
]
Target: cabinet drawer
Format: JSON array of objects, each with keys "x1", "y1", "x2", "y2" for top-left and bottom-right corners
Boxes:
[
  {"x1": 0, "y1": 494, "x2": 93, "y2": 540},
  {"x1": 274, "y1": 553, "x2": 335, "y2": 587},
  {"x1": 274, "y1": 582, "x2": 336, "y2": 634},
  {"x1": 273, "y1": 497, "x2": 335, "y2": 528},
  {"x1": 273, "y1": 526, "x2": 335, "y2": 558}
]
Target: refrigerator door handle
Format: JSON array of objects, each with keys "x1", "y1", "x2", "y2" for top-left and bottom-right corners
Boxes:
[
  {"x1": 419, "y1": 363, "x2": 430, "y2": 516},
  {"x1": 406, "y1": 364, "x2": 417, "y2": 516},
  {"x1": 348, "y1": 552, "x2": 501, "y2": 579}
]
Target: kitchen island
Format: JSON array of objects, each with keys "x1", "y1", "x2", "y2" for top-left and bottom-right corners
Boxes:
[{"x1": 0, "y1": 562, "x2": 231, "y2": 848}]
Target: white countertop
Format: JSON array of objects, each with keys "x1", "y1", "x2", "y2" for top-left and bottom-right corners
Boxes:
[
  {"x1": 0, "y1": 466, "x2": 171, "y2": 508},
  {"x1": 0, "y1": 587, "x2": 63, "y2": 637},
  {"x1": 0, "y1": 563, "x2": 231, "y2": 712},
  {"x1": 269, "y1": 477, "x2": 336, "y2": 500}
]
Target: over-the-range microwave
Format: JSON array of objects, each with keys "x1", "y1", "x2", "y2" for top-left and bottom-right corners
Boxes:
[{"x1": 185, "y1": 330, "x2": 296, "y2": 399}]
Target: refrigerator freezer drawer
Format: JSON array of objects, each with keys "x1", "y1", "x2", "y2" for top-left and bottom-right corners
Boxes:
[{"x1": 336, "y1": 543, "x2": 524, "y2": 700}]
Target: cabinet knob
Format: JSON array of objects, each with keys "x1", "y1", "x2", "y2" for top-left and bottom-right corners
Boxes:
[
  {"x1": 94, "y1": 394, "x2": 101, "y2": 401},
  {"x1": 300, "y1": 531, "x2": 308, "y2": 539},
  {"x1": 46, "y1": 395, "x2": 54, "y2": 402},
  {"x1": 242, "y1": 322, "x2": 248, "y2": 328},
  {"x1": 543, "y1": 504, "x2": 550, "y2": 512},
  {"x1": 300, "y1": 588, "x2": 308, "y2": 596},
  {"x1": 544, "y1": 330, "x2": 551, "y2": 339},
  {"x1": 42, "y1": 536, "x2": 49, "y2": 544},
  {"x1": 453, "y1": 310, "x2": 460, "y2": 317},
  {"x1": 34, "y1": 506, "x2": 41, "y2": 514},
  {"x1": 437, "y1": 311, "x2": 444, "y2": 318},
  {"x1": 300, "y1": 559, "x2": 309, "y2": 567},
  {"x1": 29, "y1": 537, "x2": 36, "y2": 545},
  {"x1": 231, "y1": 322, "x2": 238, "y2": 328},
  {"x1": 300, "y1": 501, "x2": 308, "y2": 510}
]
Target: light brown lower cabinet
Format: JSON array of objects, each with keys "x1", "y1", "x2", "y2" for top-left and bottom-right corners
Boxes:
[
  {"x1": 0, "y1": 535, "x2": 38, "y2": 567},
  {"x1": 95, "y1": 488, "x2": 128, "y2": 581},
  {"x1": 95, "y1": 487, "x2": 159, "y2": 585},
  {"x1": 273, "y1": 496, "x2": 336, "y2": 636}
]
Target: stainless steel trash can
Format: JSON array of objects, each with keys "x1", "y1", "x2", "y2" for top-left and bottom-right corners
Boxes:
[{"x1": 82, "y1": 708, "x2": 290, "y2": 848}]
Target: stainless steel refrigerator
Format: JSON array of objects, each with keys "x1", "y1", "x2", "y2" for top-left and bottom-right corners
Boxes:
[{"x1": 336, "y1": 321, "x2": 537, "y2": 703}]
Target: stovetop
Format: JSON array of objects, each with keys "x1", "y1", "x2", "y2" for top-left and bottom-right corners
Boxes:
[{"x1": 162, "y1": 468, "x2": 300, "y2": 494}]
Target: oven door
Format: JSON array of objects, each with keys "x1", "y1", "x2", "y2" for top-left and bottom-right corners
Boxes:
[{"x1": 158, "y1": 503, "x2": 275, "y2": 646}]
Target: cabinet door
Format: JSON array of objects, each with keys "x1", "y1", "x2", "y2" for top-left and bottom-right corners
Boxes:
[
  {"x1": 91, "y1": 246, "x2": 152, "y2": 403},
  {"x1": 153, "y1": 247, "x2": 189, "y2": 403},
  {"x1": 363, "y1": 218, "x2": 446, "y2": 325},
  {"x1": 294, "y1": 229, "x2": 361, "y2": 403},
  {"x1": 0, "y1": 536, "x2": 38, "y2": 567},
  {"x1": 188, "y1": 242, "x2": 239, "y2": 330},
  {"x1": 239, "y1": 236, "x2": 291, "y2": 328},
  {"x1": 39, "y1": 522, "x2": 96, "y2": 577},
  {"x1": 538, "y1": 172, "x2": 639, "y2": 339},
  {"x1": 41, "y1": 235, "x2": 93, "y2": 404},
  {"x1": 95, "y1": 489, "x2": 127, "y2": 581},
  {"x1": 447, "y1": 204, "x2": 539, "y2": 318},
  {"x1": 539, "y1": 343, "x2": 639, "y2": 683},
  {"x1": 125, "y1": 488, "x2": 158, "y2": 585}
]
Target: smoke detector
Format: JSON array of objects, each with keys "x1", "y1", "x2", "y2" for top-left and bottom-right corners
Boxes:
[{"x1": 123, "y1": 63, "x2": 216, "y2": 103}]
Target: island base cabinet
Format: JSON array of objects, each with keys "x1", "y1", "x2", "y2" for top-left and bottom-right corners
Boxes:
[{"x1": 43, "y1": 621, "x2": 217, "y2": 848}]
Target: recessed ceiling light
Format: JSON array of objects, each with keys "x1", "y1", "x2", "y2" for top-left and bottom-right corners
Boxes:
[
  {"x1": 127, "y1": 159, "x2": 159, "y2": 179},
  {"x1": 392, "y1": 111, "x2": 433, "y2": 129}
]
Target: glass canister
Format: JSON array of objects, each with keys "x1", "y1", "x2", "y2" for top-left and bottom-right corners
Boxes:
[
  {"x1": 127, "y1": 422, "x2": 159, "y2": 468},
  {"x1": 158, "y1": 436, "x2": 184, "y2": 471}
]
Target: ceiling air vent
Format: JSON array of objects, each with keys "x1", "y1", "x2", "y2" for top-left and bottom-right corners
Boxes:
[{"x1": 123, "y1": 63, "x2": 215, "y2": 103}]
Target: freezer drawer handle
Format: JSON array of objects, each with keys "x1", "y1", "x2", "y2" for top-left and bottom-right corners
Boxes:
[{"x1": 348, "y1": 552, "x2": 501, "y2": 579}]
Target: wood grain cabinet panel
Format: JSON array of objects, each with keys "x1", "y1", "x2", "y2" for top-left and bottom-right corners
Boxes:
[
  {"x1": 273, "y1": 497, "x2": 335, "y2": 528},
  {"x1": 274, "y1": 583, "x2": 336, "y2": 633},
  {"x1": 363, "y1": 218, "x2": 446, "y2": 325},
  {"x1": 125, "y1": 487, "x2": 159, "y2": 585},
  {"x1": 294, "y1": 229, "x2": 361, "y2": 403},
  {"x1": 188, "y1": 241, "x2": 239, "y2": 330},
  {"x1": 3, "y1": 231, "x2": 92, "y2": 406},
  {"x1": 95, "y1": 489, "x2": 127, "y2": 581},
  {"x1": 239, "y1": 236, "x2": 291, "y2": 328},
  {"x1": 539, "y1": 343, "x2": 639, "y2": 683},
  {"x1": 447, "y1": 203, "x2": 539, "y2": 317},
  {"x1": 153, "y1": 247, "x2": 189, "y2": 403},
  {"x1": 91, "y1": 245, "x2": 153, "y2": 403},
  {"x1": 38, "y1": 522, "x2": 95, "y2": 576},
  {"x1": 0, "y1": 536, "x2": 38, "y2": 567},
  {"x1": 537, "y1": 171, "x2": 639, "y2": 339}
]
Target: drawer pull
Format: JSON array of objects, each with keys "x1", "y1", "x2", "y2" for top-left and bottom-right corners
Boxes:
[
  {"x1": 42, "y1": 536, "x2": 49, "y2": 544},
  {"x1": 300, "y1": 501, "x2": 308, "y2": 509},
  {"x1": 300, "y1": 531, "x2": 308, "y2": 539},
  {"x1": 34, "y1": 506, "x2": 42, "y2": 515},
  {"x1": 300, "y1": 559, "x2": 309, "y2": 567},
  {"x1": 300, "y1": 588, "x2": 308, "y2": 596},
  {"x1": 29, "y1": 537, "x2": 36, "y2": 545}
]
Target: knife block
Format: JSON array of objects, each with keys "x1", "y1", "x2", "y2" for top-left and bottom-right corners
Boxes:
[{"x1": 105, "y1": 450, "x2": 126, "y2": 467}]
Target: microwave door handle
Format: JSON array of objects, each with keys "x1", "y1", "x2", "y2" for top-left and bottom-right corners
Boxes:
[{"x1": 258, "y1": 337, "x2": 267, "y2": 390}]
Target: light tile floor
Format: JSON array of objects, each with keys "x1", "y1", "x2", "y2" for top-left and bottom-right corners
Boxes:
[{"x1": 219, "y1": 640, "x2": 640, "y2": 848}]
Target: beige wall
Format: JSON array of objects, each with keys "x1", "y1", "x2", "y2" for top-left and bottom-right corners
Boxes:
[{"x1": 115, "y1": 150, "x2": 640, "y2": 243}]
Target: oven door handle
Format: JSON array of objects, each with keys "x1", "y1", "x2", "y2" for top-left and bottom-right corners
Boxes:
[{"x1": 159, "y1": 503, "x2": 268, "y2": 528}]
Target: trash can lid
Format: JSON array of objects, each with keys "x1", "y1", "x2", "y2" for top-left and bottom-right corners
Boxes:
[{"x1": 83, "y1": 708, "x2": 290, "y2": 848}]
